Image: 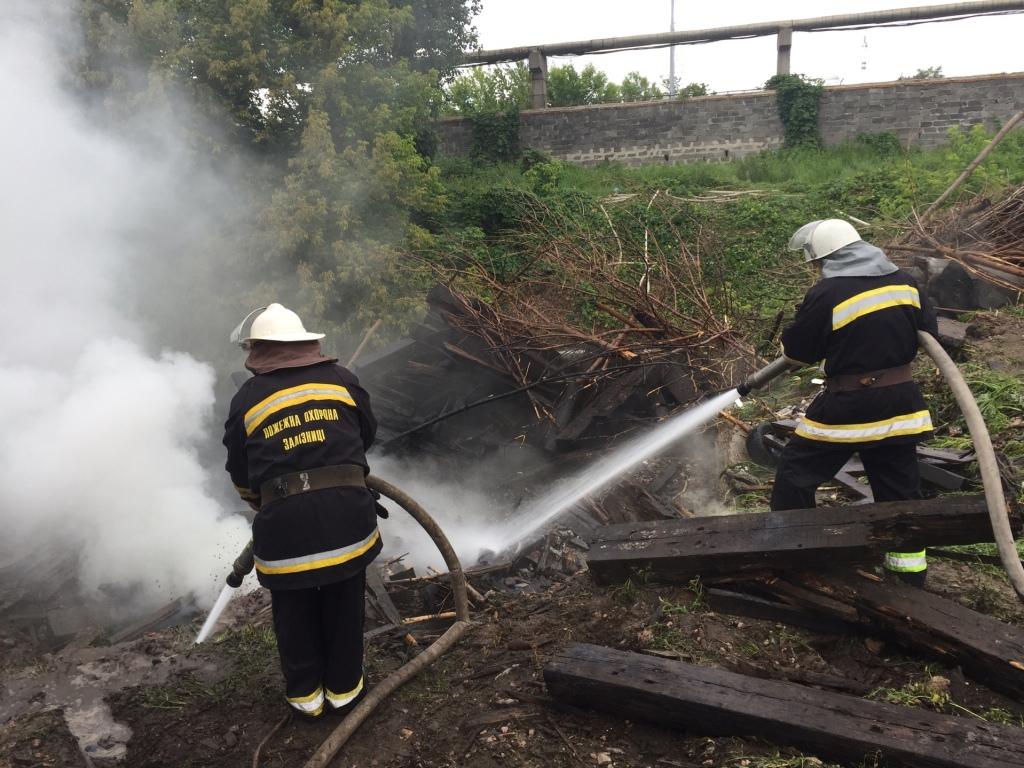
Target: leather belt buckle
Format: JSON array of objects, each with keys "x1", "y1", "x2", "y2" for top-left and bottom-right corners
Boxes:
[{"x1": 272, "y1": 477, "x2": 290, "y2": 499}]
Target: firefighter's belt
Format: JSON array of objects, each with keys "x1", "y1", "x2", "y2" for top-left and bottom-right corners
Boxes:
[
  {"x1": 826, "y1": 364, "x2": 913, "y2": 392},
  {"x1": 260, "y1": 464, "x2": 366, "y2": 508}
]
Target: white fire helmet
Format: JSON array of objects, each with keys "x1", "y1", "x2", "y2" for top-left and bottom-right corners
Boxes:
[
  {"x1": 788, "y1": 219, "x2": 862, "y2": 262},
  {"x1": 229, "y1": 303, "x2": 324, "y2": 348}
]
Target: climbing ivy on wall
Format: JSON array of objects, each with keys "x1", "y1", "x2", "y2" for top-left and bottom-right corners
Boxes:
[
  {"x1": 765, "y1": 74, "x2": 824, "y2": 149},
  {"x1": 468, "y1": 109, "x2": 521, "y2": 162}
]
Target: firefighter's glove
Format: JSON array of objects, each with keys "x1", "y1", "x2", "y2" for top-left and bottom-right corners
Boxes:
[{"x1": 370, "y1": 488, "x2": 389, "y2": 519}]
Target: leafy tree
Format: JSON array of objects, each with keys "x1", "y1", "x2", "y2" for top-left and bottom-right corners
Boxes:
[
  {"x1": 662, "y1": 77, "x2": 710, "y2": 98},
  {"x1": 620, "y1": 71, "x2": 662, "y2": 102},
  {"x1": 444, "y1": 65, "x2": 531, "y2": 114},
  {"x1": 393, "y1": 0, "x2": 482, "y2": 74},
  {"x1": 79, "y1": 0, "x2": 474, "y2": 152},
  {"x1": 900, "y1": 66, "x2": 944, "y2": 80},
  {"x1": 677, "y1": 82, "x2": 710, "y2": 98},
  {"x1": 75, "y1": 0, "x2": 476, "y2": 337},
  {"x1": 547, "y1": 63, "x2": 620, "y2": 107}
]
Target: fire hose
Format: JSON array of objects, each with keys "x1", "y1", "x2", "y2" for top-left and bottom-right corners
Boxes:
[
  {"x1": 736, "y1": 332, "x2": 1024, "y2": 602},
  {"x1": 916, "y1": 331, "x2": 1024, "y2": 601},
  {"x1": 203, "y1": 477, "x2": 472, "y2": 766}
]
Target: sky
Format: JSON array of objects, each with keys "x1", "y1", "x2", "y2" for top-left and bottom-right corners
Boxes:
[{"x1": 473, "y1": 1, "x2": 1024, "y2": 92}]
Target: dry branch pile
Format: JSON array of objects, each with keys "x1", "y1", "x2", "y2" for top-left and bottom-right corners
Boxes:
[
  {"x1": 893, "y1": 182, "x2": 1024, "y2": 295},
  {"x1": 426, "y1": 194, "x2": 756, "y2": 430}
]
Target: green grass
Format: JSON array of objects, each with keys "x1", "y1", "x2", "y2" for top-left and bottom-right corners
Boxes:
[
  {"x1": 924, "y1": 362, "x2": 1024, "y2": 436},
  {"x1": 657, "y1": 578, "x2": 706, "y2": 615},
  {"x1": 611, "y1": 568, "x2": 652, "y2": 605},
  {"x1": 433, "y1": 125, "x2": 1024, "y2": 332},
  {"x1": 141, "y1": 624, "x2": 279, "y2": 711}
]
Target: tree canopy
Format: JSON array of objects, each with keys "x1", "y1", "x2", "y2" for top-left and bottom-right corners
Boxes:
[{"x1": 76, "y1": 0, "x2": 478, "y2": 338}]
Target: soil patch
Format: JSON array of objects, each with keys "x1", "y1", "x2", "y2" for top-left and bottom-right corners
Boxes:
[{"x1": 103, "y1": 559, "x2": 1023, "y2": 768}]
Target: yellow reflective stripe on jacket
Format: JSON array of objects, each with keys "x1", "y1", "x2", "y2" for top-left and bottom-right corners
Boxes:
[
  {"x1": 255, "y1": 528, "x2": 380, "y2": 575},
  {"x1": 794, "y1": 410, "x2": 932, "y2": 443},
  {"x1": 832, "y1": 284, "x2": 920, "y2": 330},
  {"x1": 326, "y1": 676, "x2": 364, "y2": 709},
  {"x1": 885, "y1": 550, "x2": 928, "y2": 573},
  {"x1": 244, "y1": 383, "x2": 356, "y2": 436},
  {"x1": 287, "y1": 686, "x2": 325, "y2": 715}
]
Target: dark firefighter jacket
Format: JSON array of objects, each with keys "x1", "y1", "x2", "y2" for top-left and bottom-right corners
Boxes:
[
  {"x1": 223, "y1": 361, "x2": 381, "y2": 590},
  {"x1": 781, "y1": 269, "x2": 938, "y2": 447}
]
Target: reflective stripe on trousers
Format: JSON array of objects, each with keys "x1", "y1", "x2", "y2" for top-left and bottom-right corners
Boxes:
[
  {"x1": 794, "y1": 411, "x2": 933, "y2": 443},
  {"x1": 287, "y1": 685, "x2": 325, "y2": 716},
  {"x1": 884, "y1": 550, "x2": 927, "y2": 573},
  {"x1": 326, "y1": 676, "x2": 364, "y2": 709}
]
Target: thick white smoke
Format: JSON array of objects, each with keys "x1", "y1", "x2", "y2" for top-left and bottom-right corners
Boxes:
[
  {"x1": 0, "y1": 2, "x2": 250, "y2": 609},
  {"x1": 371, "y1": 455, "x2": 507, "y2": 574}
]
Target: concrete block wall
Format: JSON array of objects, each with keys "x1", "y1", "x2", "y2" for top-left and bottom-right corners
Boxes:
[
  {"x1": 818, "y1": 74, "x2": 1024, "y2": 148},
  {"x1": 436, "y1": 72, "x2": 1024, "y2": 167}
]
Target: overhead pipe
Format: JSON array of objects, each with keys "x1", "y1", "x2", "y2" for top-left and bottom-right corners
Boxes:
[{"x1": 463, "y1": 1, "x2": 1024, "y2": 64}]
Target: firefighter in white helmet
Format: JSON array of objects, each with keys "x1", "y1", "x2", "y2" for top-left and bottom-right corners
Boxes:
[
  {"x1": 223, "y1": 303, "x2": 382, "y2": 718},
  {"x1": 772, "y1": 220, "x2": 938, "y2": 586}
]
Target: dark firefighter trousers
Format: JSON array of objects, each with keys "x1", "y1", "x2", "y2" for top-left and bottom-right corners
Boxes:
[
  {"x1": 769, "y1": 439, "x2": 927, "y2": 585},
  {"x1": 270, "y1": 570, "x2": 367, "y2": 717}
]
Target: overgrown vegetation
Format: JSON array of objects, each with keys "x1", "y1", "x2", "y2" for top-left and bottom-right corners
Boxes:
[
  {"x1": 765, "y1": 74, "x2": 824, "y2": 149},
  {"x1": 443, "y1": 62, "x2": 705, "y2": 114},
  {"x1": 76, "y1": 0, "x2": 477, "y2": 341},
  {"x1": 69, "y1": 6, "x2": 1024, "y2": 355},
  {"x1": 428, "y1": 123, "x2": 1024, "y2": 336}
]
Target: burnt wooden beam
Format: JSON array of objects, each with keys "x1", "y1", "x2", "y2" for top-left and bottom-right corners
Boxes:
[
  {"x1": 544, "y1": 643, "x2": 1024, "y2": 768},
  {"x1": 703, "y1": 587, "x2": 855, "y2": 636},
  {"x1": 586, "y1": 495, "x2": 1011, "y2": 584},
  {"x1": 918, "y1": 460, "x2": 968, "y2": 491},
  {"x1": 768, "y1": 572, "x2": 1024, "y2": 700}
]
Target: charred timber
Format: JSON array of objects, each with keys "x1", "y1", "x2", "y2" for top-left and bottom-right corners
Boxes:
[
  {"x1": 765, "y1": 573, "x2": 1024, "y2": 699},
  {"x1": 586, "y1": 495, "x2": 1013, "y2": 584},
  {"x1": 544, "y1": 643, "x2": 1024, "y2": 768}
]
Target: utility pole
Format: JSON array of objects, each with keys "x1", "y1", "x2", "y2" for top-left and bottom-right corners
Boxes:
[{"x1": 669, "y1": 0, "x2": 677, "y2": 96}]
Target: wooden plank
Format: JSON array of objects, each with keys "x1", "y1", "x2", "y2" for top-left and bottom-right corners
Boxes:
[
  {"x1": 586, "y1": 495, "x2": 1009, "y2": 584},
  {"x1": 544, "y1": 643, "x2": 1024, "y2": 768},
  {"x1": 703, "y1": 587, "x2": 854, "y2": 636},
  {"x1": 915, "y1": 446, "x2": 974, "y2": 464},
  {"x1": 782, "y1": 573, "x2": 1024, "y2": 700},
  {"x1": 366, "y1": 568, "x2": 405, "y2": 627},
  {"x1": 917, "y1": 460, "x2": 967, "y2": 491},
  {"x1": 833, "y1": 469, "x2": 873, "y2": 501}
]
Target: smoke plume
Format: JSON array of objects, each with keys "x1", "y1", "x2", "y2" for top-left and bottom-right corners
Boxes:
[
  {"x1": 0, "y1": 2, "x2": 250, "y2": 609},
  {"x1": 371, "y1": 455, "x2": 508, "y2": 573}
]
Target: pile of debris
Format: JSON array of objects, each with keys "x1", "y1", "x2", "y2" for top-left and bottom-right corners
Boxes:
[
  {"x1": 893, "y1": 182, "x2": 1024, "y2": 309},
  {"x1": 357, "y1": 284, "x2": 753, "y2": 458},
  {"x1": 547, "y1": 494, "x2": 1024, "y2": 767}
]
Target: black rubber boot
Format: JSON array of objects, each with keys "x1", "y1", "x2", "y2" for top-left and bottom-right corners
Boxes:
[{"x1": 887, "y1": 569, "x2": 927, "y2": 588}]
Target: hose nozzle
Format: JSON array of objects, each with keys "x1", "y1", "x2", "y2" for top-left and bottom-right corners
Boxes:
[
  {"x1": 736, "y1": 356, "x2": 796, "y2": 397},
  {"x1": 226, "y1": 540, "x2": 254, "y2": 588}
]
